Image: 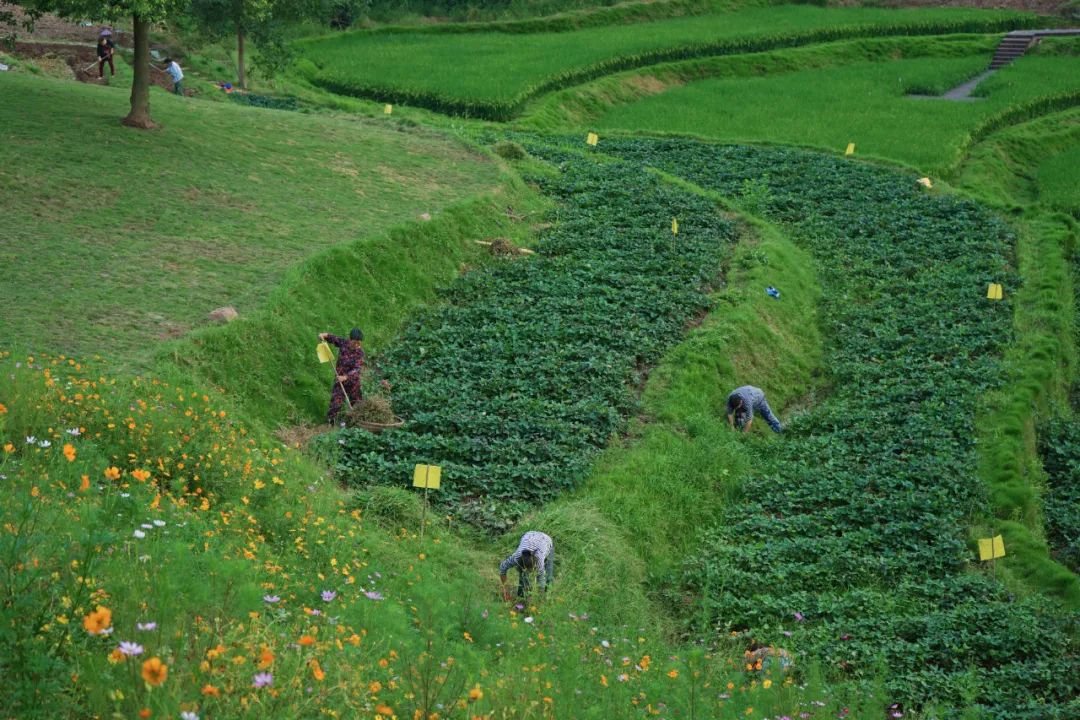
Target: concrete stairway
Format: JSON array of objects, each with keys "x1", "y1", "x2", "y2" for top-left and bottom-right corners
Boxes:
[{"x1": 990, "y1": 32, "x2": 1035, "y2": 69}]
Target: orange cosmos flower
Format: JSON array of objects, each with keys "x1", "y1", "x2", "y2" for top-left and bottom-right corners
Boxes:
[
  {"x1": 667, "y1": 670, "x2": 678, "y2": 679},
  {"x1": 141, "y1": 657, "x2": 168, "y2": 686},
  {"x1": 138, "y1": 709, "x2": 152, "y2": 719},
  {"x1": 132, "y1": 469, "x2": 150, "y2": 482},
  {"x1": 201, "y1": 684, "x2": 221, "y2": 697},
  {"x1": 63, "y1": 443, "x2": 76, "y2": 462},
  {"x1": 83, "y1": 606, "x2": 112, "y2": 635},
  {"x1": 258, "y1": 649, "x2": 275, "y2": 669},
  {"x1": 369, "y1": 680, "x2": 383, "y2": 693},
  {"x1": 103, "y1": 466, "x2": 121, "y2": 481},
  {"x1": 310, "y1": 659, "x2": 325, "y2": 682},
  {"x1": 0, "y1": 402, "x2": 7, "y2": 414},
  {"x1": 468, "y1": 685, "x2": 483, "y2": 702},
  {"x1": 375, "y1": 705, "x2": 394, "y2": 718},
  {"x1": 298, "y1": 635, "x2": 316, "y2": 646},
  {"x1": 3, "y1": 443, "x2": 14, "y2": 454},
  {"x1": 79, "y1": 475, "x2": 90, "y2": 492}
]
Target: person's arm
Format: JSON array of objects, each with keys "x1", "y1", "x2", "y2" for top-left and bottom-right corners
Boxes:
[
  {"x1": 743, "y1": 417, "x2": 753, "y2": 433},
  {"x1": 498, "y1": 553, "x2": 517, "y2": 600},
  {"x1": 323, "y1": 334, "x2": 346, "y2": 349},
  {"x1": 727, "y1": 413, "x2": 735, "y2": 429}
]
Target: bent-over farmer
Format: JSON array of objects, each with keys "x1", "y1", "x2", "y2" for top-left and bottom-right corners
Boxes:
[
  {"x1": 319, "y1": 328, "x2": 365, "y2": 425},
  {"x1": 727, "y1": 385, "x2": 783, "y2": 433},
  {"x1": 499, "y1": 530, "x2": 554, "y2": 600}
]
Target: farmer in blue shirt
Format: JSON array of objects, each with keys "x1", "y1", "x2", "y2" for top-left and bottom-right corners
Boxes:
[
  {"x1": 727, "y1": 385, "x2": 783, "y2": 433},
  {"x1": 162, "y1": 58, "x2": 184, "y2": 95}
]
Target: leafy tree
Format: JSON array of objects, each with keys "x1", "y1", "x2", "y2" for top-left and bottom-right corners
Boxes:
[{"x1": 12, "y1": 0, "x2": 187, "y2": 128}]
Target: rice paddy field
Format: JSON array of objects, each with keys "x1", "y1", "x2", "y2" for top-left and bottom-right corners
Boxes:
[
  {"x1": 593, "y1": 52, "x2": 1080, "y2": 172},
  {"x1": 4, "y1": 3, "x2": 1080, "y2": 719},
  {"x1": 298, "y1": 5, "x2": 1035, "y2": 115}
]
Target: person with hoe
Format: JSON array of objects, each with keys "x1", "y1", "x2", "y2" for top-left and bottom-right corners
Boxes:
[
  {"x1": 499, "y1": 530, "x2": 554, "y2": 600},
  {"x1": 96, "y1": 31, "x2": 115, "y2": 79},
  {"x1": 162, "y1": 57, "x2": 184, "y2": 95},
  {"x1": 727, "y1": 385, "x2": 783, "y2": 433},
  {"x1": 318, "y1": 328, "x2": 365, "y2": 425}
]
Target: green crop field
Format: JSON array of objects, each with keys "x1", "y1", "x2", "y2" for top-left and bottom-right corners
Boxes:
[
  {"x1": 4, "y1": 2, "x2": 1080, "y2": 720},
  {"x1": 595, "y1": 53, "x2": 1080, "y2": 172},
  {"x1": 298, "y1": 5, "x2": 1034, "y2": 116},
  {"x1": 0, "y1": 73, "x2": 500, "y2": 371}
]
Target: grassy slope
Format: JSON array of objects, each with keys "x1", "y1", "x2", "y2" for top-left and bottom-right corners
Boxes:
[
  {"x1": 0, "y1": 72, "x2": 500, "y2": 372},
  {"x1": 594, "y1": 51, "x2": 1080, "y2": 174},
  {"x1": 298, "y1": 6, "x2": 1032, "y2": 105}
]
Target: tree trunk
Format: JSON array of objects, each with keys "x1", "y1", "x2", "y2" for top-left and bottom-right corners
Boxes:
[
  {"x1": 121, "y1": 14, "x2": 155, "y2": 129},
  {"x1": 237, "y1": 28, "x2": 246, "y2": 90}
]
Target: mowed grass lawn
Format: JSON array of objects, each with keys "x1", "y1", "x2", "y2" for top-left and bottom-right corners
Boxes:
[
  {"x1": 596, "y1": 54, "x2": 1080, "y2": 173},
  {"x1": 0, "y1": 73, "x2": 499, "y2": 368},
  {"x1": 300, "y1": 5, "x2": 1030, "y2": 104}
]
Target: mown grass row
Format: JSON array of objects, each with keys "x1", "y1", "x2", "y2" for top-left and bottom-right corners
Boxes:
[
  {"x1": 600, "y1": 139, "x2": 1080, "y2": 717},
  {"x1": 299, "y1": 8, "x2": 1037, "y2": 118}
]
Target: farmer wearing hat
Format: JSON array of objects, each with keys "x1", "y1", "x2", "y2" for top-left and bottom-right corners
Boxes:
[
  {"x1": 96, "y1": 31, "x2": 115, "y2": 78},
  {"x1": 499, "y1": 530, "x2": 554, "y2": 600},
  {"x1": 319, "y1": 328, "x2": 365, "y2": 425}
]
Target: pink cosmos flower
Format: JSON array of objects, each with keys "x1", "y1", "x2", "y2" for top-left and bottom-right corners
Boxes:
[{"x1": 253, "y1": 672, "x2": 273, "y2": 689}]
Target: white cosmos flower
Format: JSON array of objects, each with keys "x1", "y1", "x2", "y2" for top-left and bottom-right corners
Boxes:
[
  {"x1": 25, "y1": 436, "x2": 36, "y2": 444},
  {"x1": 152, "y1": 520, "x2": 166, "y2": 527},
  {"x1": 133, "y1": 530, "x2": 146, "y2": 539}
]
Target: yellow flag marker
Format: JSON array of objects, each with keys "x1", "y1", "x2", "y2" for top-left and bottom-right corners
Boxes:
[
  {"x1": 316, "y1": 342, "x2": 334, "y2": 364},
  {"x1": 384, "y1": 104, "x2": 393, "y2": 115},
  {"x1": 413, "y1": 464, "x2": 442, "y2": 489},
  {"x1": 987, "y1": 283, "x2": 1003, "y2": 300},
  {"x1": 586, "y1": 132, "x2": 599, "y2": 146},
  {"x1": 978, "y1": 535, "x2": 1005, "y2": 561},
  {"x1": 845, "y1": 143, "x2": 855, "y2": 156},
  {"x1": 917, "y1": 177, "x2": 933, "y2": 188},
  {"x1": 672, "y1": 218, "x2": 679, "y2": 236}
]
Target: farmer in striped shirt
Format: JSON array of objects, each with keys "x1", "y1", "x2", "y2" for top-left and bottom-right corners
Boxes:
[
  {"x1": 727, "y1": 385, "x2": 783, "y2": 433},
  {"x1": 499, "y1": 530, "x2": 554, "y2": 600}
]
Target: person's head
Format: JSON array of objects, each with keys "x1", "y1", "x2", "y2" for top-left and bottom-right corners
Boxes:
[
  {"x1": 518, "y1": 549, "x2": 536, "y2": 570},
  {"x1": 99, "y1": 36, "x2": 107, "y2": 45},
  {"x1": 727, "y1": 395, "x2": 744, "y2": 414},
  {"x1": 349, "y1": 327, "x2": 364, "y2": 341},
  {"x1": 163, "y1": 57, "x2": 174, "y2": 66}
]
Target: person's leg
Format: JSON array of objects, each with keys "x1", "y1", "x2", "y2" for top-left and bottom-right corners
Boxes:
[
  {"x1": 99, "y1": 59, "x2": 105, "y2": 77},
  {"x1": 174, "y1": 81, "x2": 183, "y2": 96},
  {"x1": 543, "y1": 553, "x2": 554, "y2": 591},
  {"x1": 327, "y1": 384, "x2": 345, "y2": 425},
  {"x1": 343, "y1": 376, "x2": 362, "y2": 407},
  {"x1": 108, "y1": 56, "x2": 115, "y2": 76},
  {"x1": 758, "y1": 399, "x2": 783, "y2": 433}
]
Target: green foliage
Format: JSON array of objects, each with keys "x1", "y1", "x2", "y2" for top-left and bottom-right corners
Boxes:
[
  {"x1": 1038, "y1": 419, "x2": 1080, "y2": 572},
  {"x1": 1038, "y1": 145, "x2": 1080, "y2": 217},
  {"x1": 297, "y1": 6, "x2": 1036, "y2": 119},
  {"x1": 601, "y1": 139, "x2": 1079, "y2": 716},
  {"x1": 330, "y1": 139, "x2": 739, "y2": 529},
  {"x1": 227, "y1": 90, "x2": 300, "y2": 108}
]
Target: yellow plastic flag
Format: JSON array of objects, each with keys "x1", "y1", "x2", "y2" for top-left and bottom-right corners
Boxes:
[
  {"x1": 384, "y1": 104, "x2": 393, "y2": 115},
  {"x1": 672, "y1": 218, "x2": 679, "y2": 236},
  {"x1": 845, "y1": 143, "x2": 855, "y2": 156},
  {"x1": 413, "y1": 464, "x2": 442, "y2": 490},
  {"x1": 987, "y1": 283, "x2": 1003, "y2": 300},
  {"x1": 917, "y1": 177, "x2": 933, "y2": 188},
  {"x1": 586, "y1": 132, "x2": 599, "y2": 146},
  {"x1": 978, "y1": 535, "x2": 1005, "y2": 561},
  {"x1": 316, "y1": 342, "x2": 334, "y2": 364}
]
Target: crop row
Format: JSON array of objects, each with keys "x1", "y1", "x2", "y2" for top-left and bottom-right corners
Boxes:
[
  {"x1": 331, "y1": 141, "x2": 737, "y2": 529},
  {"x1": 302, "y1": 15, "x2": 1037, "y2": 120},
  {"x1": 1038, "y1": 420, "x2": 1080, "y2": 574},
  {"x1": 599, "y1": 139, "x2": 1079, "y2": 717}
]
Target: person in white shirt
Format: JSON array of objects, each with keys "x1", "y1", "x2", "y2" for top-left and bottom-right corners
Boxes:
[
  {"x1": 499, "y1": 530, "x2": 553, "y2": 600},
  {"x1": 162, "y1": 57, "x2": 184, "y2": 96}
]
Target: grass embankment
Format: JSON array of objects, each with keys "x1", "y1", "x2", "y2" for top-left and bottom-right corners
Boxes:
[
  {"x1": 0, "y1": 72, "x2": 500, "y2": 374},
  {"x1": 592, "y1": 50, "x2": 1080, "y2": 174},
  {"x1": 297, "y1": 5, "x2": 1036, "y2": 118},
  {"x1": 952, "y1": 108, "x2": 1080, "y2": 604}
]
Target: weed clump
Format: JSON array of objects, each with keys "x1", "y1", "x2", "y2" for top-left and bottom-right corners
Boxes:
[{"x1": 493, "y1": 140, "x2": 529, "y2": 160}]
